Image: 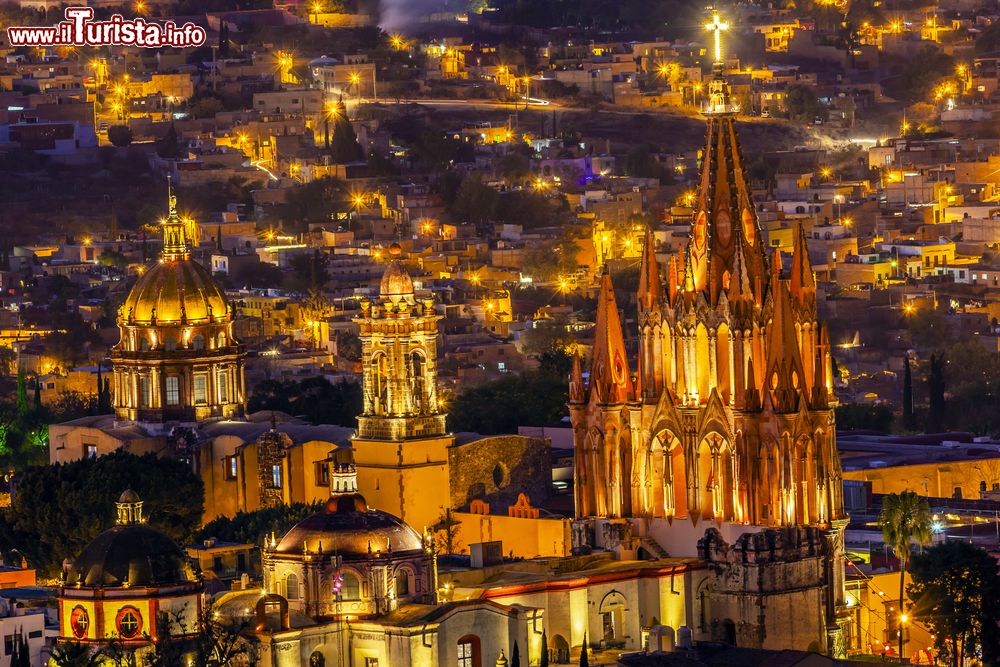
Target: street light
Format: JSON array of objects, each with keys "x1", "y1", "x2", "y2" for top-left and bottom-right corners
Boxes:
[
  {"x1": 350, "y1": 71, "x2": 361, "y2": 105},
  {"x1": 899, "y1": 612, "x2": 908, "y2": 659}
]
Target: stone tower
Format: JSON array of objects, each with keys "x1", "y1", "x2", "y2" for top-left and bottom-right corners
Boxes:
[
  {"x1": 355, "y1": 244, "x2": 445, "y2": 441},
  {"x1": 352, "y1": 245, "x2": 452, "y2": 528},
  {"x1": 569, "y1": 13, "x2": 849, "y2": 655}
]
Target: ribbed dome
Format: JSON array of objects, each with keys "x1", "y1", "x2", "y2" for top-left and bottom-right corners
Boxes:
[
  {"x1": 123, "y1": 258, "x2": 228, "y2": 325},
  {"x1": 379, "y1": 261, "x2": 414, "y2": 299},
  {"x1": 66, "y1": 524, "x2": 199, "y2": 588},
  {"x1": 276, "y1": 499, "x2": 423, "y2": 557}
]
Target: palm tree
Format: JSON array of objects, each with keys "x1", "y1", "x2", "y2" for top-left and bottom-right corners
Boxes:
[
  {"x1": 49, "y1": 642, "x2": 103, "y2": 667},
  {"x1": 878, "y1": 490, "x2": 933, "y2": 659}
]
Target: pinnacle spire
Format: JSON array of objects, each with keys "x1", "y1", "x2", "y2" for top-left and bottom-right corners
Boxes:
[
  {"x1": 569, "y1": 352, "x2": 585, "y2": 403},
  {"x1": 790, "y1": 223, "x2": 816, "y2": 305},
  {"x1": 638, "y1": 228, "x2": 663, "y2": 312},
  {"x1": 667, "y1": 253, "x2": 679, "y2": 304},
  {"x1": 589, "y1": 271, "x2": 630, "y2": 404},
  {"x1": 161, "y1": 175, "x2": 191, "y2": 261},
  {"x1": 763, "y1": 278, "x2": 808, "y2": 413}
]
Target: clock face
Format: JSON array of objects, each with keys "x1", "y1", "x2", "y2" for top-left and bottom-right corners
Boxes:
[{"x1": 70, "y1": 606, "x2": 89, "y2": 639}]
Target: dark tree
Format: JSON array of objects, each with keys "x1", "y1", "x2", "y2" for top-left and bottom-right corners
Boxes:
[
  {"x1": 902, "y1": 355, "x2": 915, "y2": 431},
  {"x1": 49, "y1": 641, "x2": 102, "y2": 667},
  {"x1": 9, "y1": 631, "x2": 29, "y2": 667},
  {"x1": 278, "y1": 177, "x2": 348, "y2": 228},
  {"x1": 199, "y1": 502, "x2": 323, "y2": 550},
  {"x1": 15, "y1": 367, "x2": 27, "y2": 418},
  {"x1": 510, "y1": 641, "x2": 520, "y2": 667},
  {"x1": 834, "y1": 403, "x2": 894, "y2": 433},
  {"x1": 908, "y1": 541, "x2": 1000, "y2": 667},
  {"x1": 579, "y1": 634, "x2": 588, "y2": 667},
  {"x1": 447, "y1": 370, "x2": 568, "y2": 435},
  {"x1": 328, "y1": 109, "x2": 365, "y2": 163},
  {"x1": 248, "y1": 377, "x2": 362, "y2": 427},
  {"x1": 107, "y1": 125, "x2": 133, "y2": 147},
  {"x1": 540, "y1": 630, "x2": 549, "y2": 667},
  {"x1": 157, "y1": 123, "x2": 182, "y2": 159},
  {"x1": 927, "y1": 353, "x2": 946, "y2": 432},
  {"x1": 784, "y1": 84, "x2": 828, "y2": 122},
  {"x1": 3, "y1": 451, "x2": 203, "y2": 574}
]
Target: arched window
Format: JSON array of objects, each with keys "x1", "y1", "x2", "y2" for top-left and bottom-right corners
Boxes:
[
  {"x1": 411, "y1": 351, "x2": 425, "y2": 413},
  {"x1": 115, "y1": 606, "x2": 142, "y2": 639},
  {"x1": 192, "y1": 335, "x2": 205, "y2": 351},
  {"x1": 164, "y1": 337, "x2": 176, "y2": 352},
  {"x1": 395, "y1": 568, "x2": 410, "y2": 596},
  {"x1": 285, "y1": 573, "x2": 299, "y2": 600},
  {"x1": 457, "y1": 635, "x2": 481, "y2": 667},
  {"x1": 371, "y1": 353, "x2": 388, "y2": 414},
  {"x1": 139, "y1": 338, "x2": 150, "y2": 352},
  {"x1": 217, "y1": 332, "x2": 226, "y2": 348},
  {"x1": 339, "y1": 572, "x2": 361, "y2": 600}
]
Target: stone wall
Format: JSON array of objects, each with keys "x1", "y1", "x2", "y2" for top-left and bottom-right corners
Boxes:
[
  {"x1": 697, "y1": 527, "x2": 829, "y2": 651},
  {"x1": 449, "y1": 435, "x2": 551, "y2": 513}
]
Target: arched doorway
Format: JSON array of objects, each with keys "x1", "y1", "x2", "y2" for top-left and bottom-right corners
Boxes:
[
  {"x1": 599, "y1": 591, "x2": 627, "y2": 645},
  {"x1": 697, "y1": 436, "x2": 717, "y2": 521},
  {"x1": 652, "y1": 431, "x2": 687, "y2": 519},
  {"x1": 550, "y1": 634, "x2": 570, "y2": 664}
]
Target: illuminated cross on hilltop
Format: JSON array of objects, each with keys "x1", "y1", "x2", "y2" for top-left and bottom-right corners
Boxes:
[
  {"x1": 706, "y1": 11, "x2": 729, "y2": 65},
  {"x1": 703, "y1": 9, "x2": 737, "y2": 115}
]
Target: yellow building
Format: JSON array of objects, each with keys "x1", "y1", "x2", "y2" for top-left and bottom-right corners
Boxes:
[{"x1": 58, "y1": 491, "x2": 203, "y2": 652}]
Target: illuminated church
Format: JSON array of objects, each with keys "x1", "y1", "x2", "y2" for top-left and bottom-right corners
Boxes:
[
  {"x1": 569, "y1": 23, "x2": 850, "y2": 656},
  {"x1": 111, "y1": 179, "x2": 246, "y2": 425}
]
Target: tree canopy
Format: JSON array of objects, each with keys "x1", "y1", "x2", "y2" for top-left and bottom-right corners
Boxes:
[
  {"x1": 908, "y1": 541, "x2": 1000, "y2": 666},
  {"x1": 248, "y1": 376, "x2": 361, "y2": 427},
  {"x1": 447, "y1": 360, "x2": 569, "y2": 434},
  {"x1": 198, "y1": 501, "x2": 323, "y2": 550},
  {"x1": 2, "y1": 451, "x2": 203, "y2": 574}
]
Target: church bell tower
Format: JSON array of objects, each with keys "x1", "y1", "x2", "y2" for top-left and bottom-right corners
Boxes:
[{"x1": 351, "y1": 244, "x2": 452, "y2": 528}]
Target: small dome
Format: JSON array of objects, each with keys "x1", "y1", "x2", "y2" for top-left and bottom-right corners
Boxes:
[
  {"x1": 379, "y1": 261, "x2": 414, "y2": 299},
  {"x1": 67, "y1": 524, "x2": 199, "y2": 588},
  {"x1": 276, "y1": 498, "x2": 423, "y2": 558},
  {"x1": 118, "y1": 489, "x2": 140, "y2": 504},
  {"x1": 122, "y1": 258, "x2": 228, "y2": 325}
]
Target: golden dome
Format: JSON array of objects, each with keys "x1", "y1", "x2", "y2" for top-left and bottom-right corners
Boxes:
[
  {"x1": 275, "y1": 499, "x2": 423, "y2": 557},
  {"x1": 379, "y1": 260, "x2": 414, "y2": 300},
  {"x1": 122, "y1": 258, "x2": 228, "y2": 325}
]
